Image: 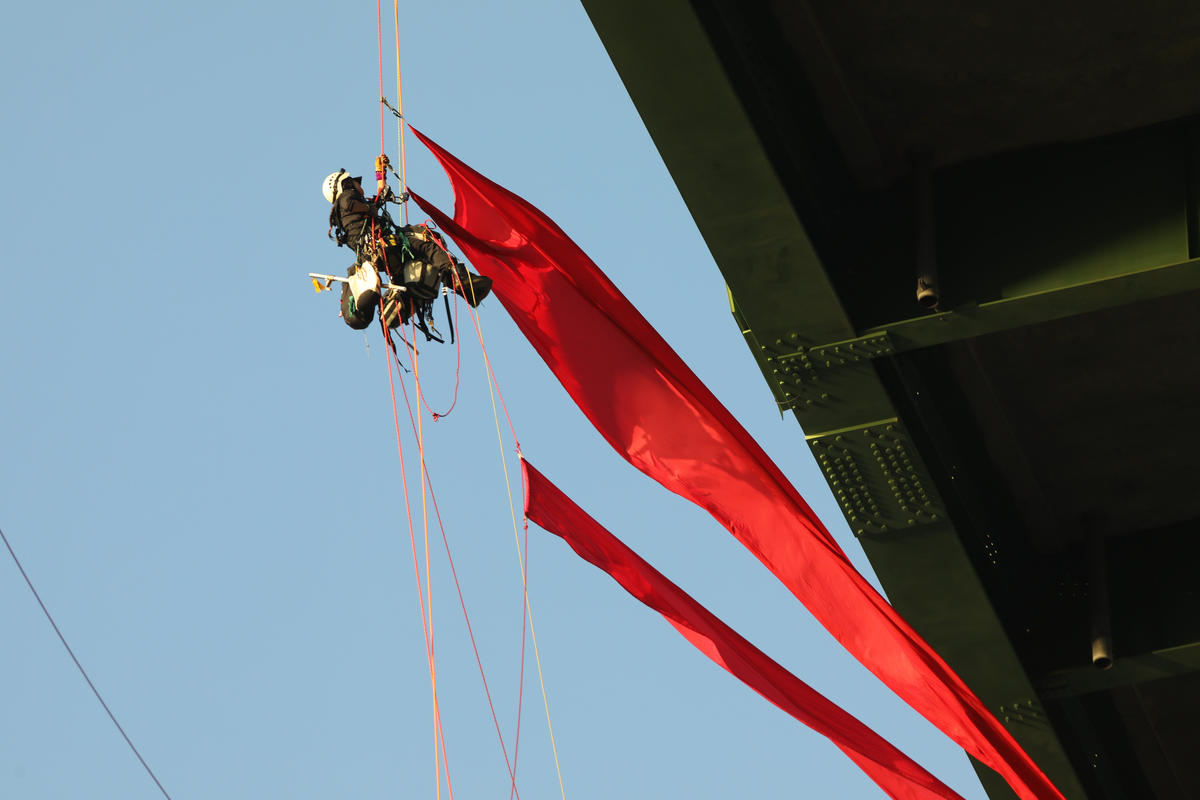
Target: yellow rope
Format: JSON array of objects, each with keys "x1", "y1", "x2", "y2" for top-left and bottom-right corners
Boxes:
[
  {"x1": 383, "y1": 323, "x2": 451, "y2": 799},
  {"x1": 525, "y1": 597, "x2": 566, "y2": 800},
  {"x1": 387, "y1": 14, "x2": 449, "y2": 796},
  {"x1": 470, "y1": 308, "x2": 568, "y2": 799},
  {"x1": 381, "y1": 15, "x2": 563, "y2": 774},
  {"x1": 392, "y1": 0, "x2": 408, "y2": 224},
  {"x1": 413, "y1": 341, "x2": 447, "y2": 800}
]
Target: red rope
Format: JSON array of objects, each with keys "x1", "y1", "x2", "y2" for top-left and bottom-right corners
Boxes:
[
  {"x1": 508, "y1": 513, "x2": 531, "y2": 800},
  {"x1": 380, "y1": 315, "x2": 455, "y2": 799},
  {"x1": 377, "y1": 224, "x2": 533, "y2": 795},
  {"x1": 404, "y1": 225, "x2": 463, "y2": 421},
  {"x1": 423, "y1": 291, "x2": 463, "y2": 421},
  {"x1": 412, "y1": 222, "x2": 532, "y2": 787},
  {"x1": 421, "y1": 222, "x2": 511, "y2": 427},
  {"x1": 418, "y1": 227, "x2": 533, "y2": 792},
  {"x1": 389, "y1": 325, "x2": 521, "y2": 797}
]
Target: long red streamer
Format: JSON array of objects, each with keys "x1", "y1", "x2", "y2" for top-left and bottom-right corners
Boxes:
[
  {"x1": 522, "y1": 460, "x2": 963, "y2": 800},
  {"x1": 407, "y1": 128, "x2": 1062, "y2": 800}
]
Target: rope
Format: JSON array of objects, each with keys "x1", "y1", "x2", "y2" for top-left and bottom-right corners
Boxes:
[
  {"x1": 376, "y1": 0, "x2": 385, "y2": 155},
  {"x1": 0, "y1": 525, "x2": 173, "y2": 800},
  {"x1": 375, "y1": 225, "x2": 564, "y2": 796},
  {"x1": 366, "y1": 14, "x2": 557, "y2": 781},
  {"x1": 389, "y1": 330, "x2": 523, "y2": 798},
  {"x1": 410, "y1": 326, "x2": 448, "y2": 800},
  {"x1": 442, "y1": 252, "x2": 521, "y2": 448},
  {"x1": 380, "y1": 316, "x2": 454, "y2": 800},
  {"x1": 410, "y1": 230, "x2": 465, "y2": 420},
  {"x1": 509, "y1": 506, "x2": 530, "y2": 800},
  {"x1": 376, "y1": 225, "x2": 538, "y2": 796},
  {"x1": 421, "y1": 290, "x2": 462, "y2": 421},
  {"x1": 392, "y1": 0, "x2": 409, "y2": 224},
  {"x1": 447, "y1": 271, "x2": 567, "y2": 800}
]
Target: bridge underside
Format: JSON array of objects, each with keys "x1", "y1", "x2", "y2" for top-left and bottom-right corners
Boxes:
[{"x1": 580, "y1": 1, "x2": 1200, "y2": 797}]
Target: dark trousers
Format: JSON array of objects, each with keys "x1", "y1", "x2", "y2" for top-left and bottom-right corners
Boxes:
[{"x1": 338, "y1": 227, "x2": 490, "y2": 330}]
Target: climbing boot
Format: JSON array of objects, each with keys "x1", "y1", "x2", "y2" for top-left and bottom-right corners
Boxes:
[
  {"x1": 382, "y1": 287, "x2": 411, "y2": 328},
  {"x1": 449, "y1": 263, "x2": 493, "y2": 307}
]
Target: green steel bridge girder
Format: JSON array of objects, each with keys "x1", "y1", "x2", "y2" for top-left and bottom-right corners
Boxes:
[
  {"x1": 579, "y1": 0, "x2": 1095, "y2": 796},
  {"x1": 740, "y1": 255, "x2": 1200, "y2": 426}
]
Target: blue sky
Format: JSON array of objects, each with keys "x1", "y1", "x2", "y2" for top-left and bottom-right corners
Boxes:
[{"x1": 1, "y1": 2, "x2": 990, "y2": 798}]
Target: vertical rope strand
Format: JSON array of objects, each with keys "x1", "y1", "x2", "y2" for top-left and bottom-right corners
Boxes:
[
  {"x1": 457, "y1": 297, "x2": 568, "y2": 800},
  {"x1": 389, "y1": 332, "x2": 467, "y2": 800},
  {"x1": 390, "y1": 333, "x2": 521, "y2": 798},
  {"x1": 376, "y1": 0, "x2": 385, "y2": 155},
  {"x1": 508, "y1": 503, "x2": 530, "y2": 800},
  {"x1": 381, "y1": 322, "x2": 451, "y2": 799},
  {"x1": 392, "y1": 0, "x2": 409, "y2": 223},
  {"x1": 412, "y1": 329, "x2": 446, "y2": 800}
]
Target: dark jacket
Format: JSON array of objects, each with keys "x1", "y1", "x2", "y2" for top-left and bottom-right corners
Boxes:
[{"x1": 330, "y1": 182, "x2": 377, "y2": 251}]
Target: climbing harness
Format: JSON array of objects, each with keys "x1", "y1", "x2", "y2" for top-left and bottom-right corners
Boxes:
[{"x1": 319, "y1": 197, "x2": 463, "y2": 345}]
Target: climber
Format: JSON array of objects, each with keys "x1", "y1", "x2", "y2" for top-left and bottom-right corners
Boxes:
[{"x1": 322, "y1": 168, "x2": 492, "y2": 334}]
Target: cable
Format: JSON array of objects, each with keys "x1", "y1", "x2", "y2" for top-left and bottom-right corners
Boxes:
[
  {"x1": 380, "y1": 316, "x2": 454, "y2": 800},
  {"x1": 444, "y1": 268, "x2": 568, "y2": 800},
  {"x1": 410, "y1": 327, "x2": 448, "y2": 800},
  {"x1": 392, "y1": 0, "x2": 409, "y2": 224},
  {"x1": 390, "y1": 329, "x2": 522, "y2": 798},
  {"x1": 376, "y1": 0, "x2": 385, "y2": 155},
  {"x1": 0, "y1": 525, "x2": 173, "y2": 800},
  {"x1": 408, "y1": 293, "x2": 462, "y2": 420},
  {"x1": 379, "y1": 239, "x2": 565, "y2": 797}
]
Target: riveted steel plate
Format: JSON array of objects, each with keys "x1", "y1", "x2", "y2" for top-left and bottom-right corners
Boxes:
[{"x1": 807, "y1": 419, "x2": 947, "y2": 536}]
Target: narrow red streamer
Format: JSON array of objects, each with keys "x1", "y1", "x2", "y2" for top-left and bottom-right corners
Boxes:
[
  {"x1": 522, "y1": 460, "x2": 963, "y2": 800},
  {"x1": 406, "y1": 128, "x2": 1063, "y2": 800}
]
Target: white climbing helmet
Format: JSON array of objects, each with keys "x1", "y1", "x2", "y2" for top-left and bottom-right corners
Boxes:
[{"x1": 322, "y1": 170, "x2": 354, "y2": 204}]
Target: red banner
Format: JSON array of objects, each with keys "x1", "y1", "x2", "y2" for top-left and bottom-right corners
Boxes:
[
  {"x1": 408, "y1": 127, "x2": 1062, "y2": 800},
  {"x1": 523, "y1": 459, "x2": 964, "y2": 800}
]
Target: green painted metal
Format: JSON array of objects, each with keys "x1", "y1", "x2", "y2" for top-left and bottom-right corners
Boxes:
[
  {"x1": 1041, "y1": 643, "x2": 1200, "y2": 700},
  {"x1": 806, "y1": 419, "x2": 947, "y2": 536},
  {"x1": 580, "y1": 1, "x2": 1089, "y2": 796},
  {"x1": 766, "y1": 256, "x2": 1200, "y2": 359},
  {"x1": 936, "y1": 127, "x2": 1189, "y2": 303}
]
